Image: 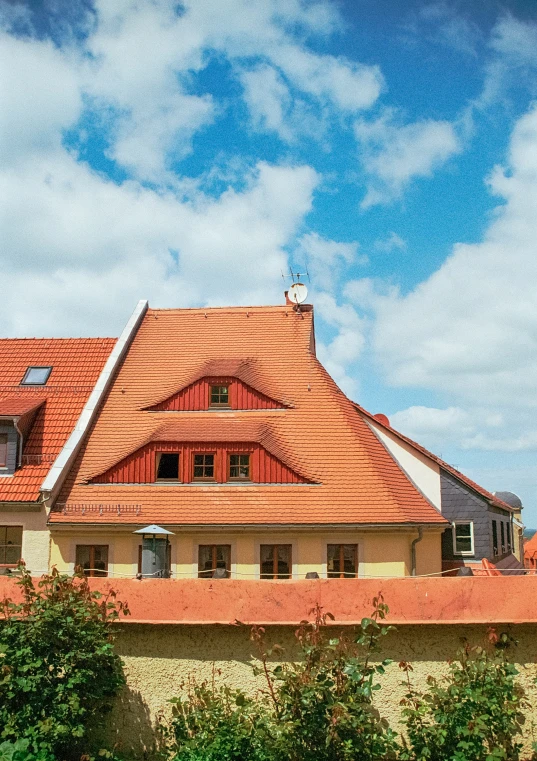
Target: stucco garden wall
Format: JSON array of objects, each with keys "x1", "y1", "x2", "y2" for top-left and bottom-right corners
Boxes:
[{"x1": 102, "y1": 622, "x2": 537, "y2": 758}]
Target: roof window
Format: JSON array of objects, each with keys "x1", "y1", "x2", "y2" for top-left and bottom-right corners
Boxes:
[{"x1": 20, "y1": 366, "x2": 52, "y2": 386}]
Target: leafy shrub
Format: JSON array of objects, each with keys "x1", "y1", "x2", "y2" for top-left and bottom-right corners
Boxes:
[
  {"x1": 167, "y1": 679, "x2": 276, "y2": 761},
  {"x1": 258, "y1": 598, "x2": 399, "y2": 761},
  {"x1": 399, "y1": 631, "x2": 527, "y2": 761},
  {"x1": 0, "y1": 739, "x2": 55, "y2": 761},
  {"x1": 167, "y1": 595, "x2": 399, "y2": 761},
  {"x1": 0, "y1": 566, "x2": 128, "y2": 759}
]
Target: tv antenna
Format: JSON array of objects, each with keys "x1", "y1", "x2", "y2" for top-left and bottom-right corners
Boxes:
[{"x1": 281, "y1": 266, "x2": 310, "y2": 312}]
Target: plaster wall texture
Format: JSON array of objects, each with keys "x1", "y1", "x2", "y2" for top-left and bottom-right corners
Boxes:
[
  {"x1": 49, "y1": 528, "x2": 442, "y2": 579},
  {"x1": 0, "y1": 507, "x2": 49, "y2": 575},
  {"x1": 102, "y1": 622, "x2": 537, "y2": 759},
  {"x1": 367, "y1": 420, "x2": 442, "y2": 510}
]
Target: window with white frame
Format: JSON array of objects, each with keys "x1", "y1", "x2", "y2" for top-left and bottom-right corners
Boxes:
[{"x1": 453, "y1": 522, "x2": 474, "y2": 556}]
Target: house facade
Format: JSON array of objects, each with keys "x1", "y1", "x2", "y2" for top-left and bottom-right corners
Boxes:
[
  {"x1": 3, "y1": 298, "x2": 521, "y2": 580},
  {"x1": 46, "y1": 302, "x2": 447, "y2": 579}
]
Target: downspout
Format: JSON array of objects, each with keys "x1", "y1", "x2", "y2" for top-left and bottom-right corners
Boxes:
[{"x1": 411, "y1": 526, "x2": 424, "y2": 577}]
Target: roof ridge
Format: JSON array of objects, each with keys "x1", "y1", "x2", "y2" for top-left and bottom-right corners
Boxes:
[
  {"x1": 147, "y1": 305, "x2": 307, "y2": 314},
  {"x1": 0, "y1": 337, "x2": 116, "y2": 341}
]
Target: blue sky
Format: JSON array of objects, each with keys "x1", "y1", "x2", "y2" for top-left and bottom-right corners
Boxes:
[{"x1": 2, "y1": 0, "x2": 537, "y2": 522}]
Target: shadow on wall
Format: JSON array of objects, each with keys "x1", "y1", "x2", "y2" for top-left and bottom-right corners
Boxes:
[{"x1": 94, "y1": 685, "x2": 166, "y2": 760}]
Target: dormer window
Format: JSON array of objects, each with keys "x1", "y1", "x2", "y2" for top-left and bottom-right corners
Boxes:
[
  {"x1": 21, "y1": 366, "x2": 52, "y2": 385},
  {"x1": 156, "y1": 453, "x2": 179, "y2": 480},
  {"x1": 229, "y1": 454, "x2": 250, "y2": 481},
  {"x1": 193, "y1": 453, "x2": 215, "y2": 480},
  {"x1": 209, "y1": 385, "x2": 229, "y2": 407}
]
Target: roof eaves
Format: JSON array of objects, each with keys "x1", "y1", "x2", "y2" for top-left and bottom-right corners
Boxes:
[{"x1": 40, "y1": 300, "x2": 148, "y2": 501}]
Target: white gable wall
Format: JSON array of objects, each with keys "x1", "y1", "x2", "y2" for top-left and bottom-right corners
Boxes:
[{"x1": 365, "y1": 419, "x2": 442, "y2": 511}]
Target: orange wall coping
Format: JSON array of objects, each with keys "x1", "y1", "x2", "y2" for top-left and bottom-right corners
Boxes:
[{"x1": 1, "y1": 576, "x2": 537, "y2": 625}]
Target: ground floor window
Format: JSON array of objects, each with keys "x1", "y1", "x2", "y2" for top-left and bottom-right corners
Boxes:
[
  {"x1": 492, "y1": 520, "x2": 498, "y2": 556},
  {"x1": 260, "y1": 544, "x2": 292, "y2": 579},
  {"x1": 198, "y1": 545, "x2": 231, "y2": 577},
  {"x1": 327, "y1": 544, "x2": 358, "y2": 578},
  {"x1": 0, "y1": 526, "x2": 22, "y2": 566},
  {"x1": 506, "y1": 521, "x2": 511, "y2": 553},
  {"x1": 453, "y1": 522, "x2": 474, "y2": 556},
  {"x1": 75, "y1": 545, "x2": 108, "y2": 577}
]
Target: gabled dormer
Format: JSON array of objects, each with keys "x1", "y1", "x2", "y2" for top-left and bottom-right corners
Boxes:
[
  {"x1": 87, "y1": 419, "x2": 315, "y2": 485},
  {"x1": 147, "y1": 376, "x2": 284, "y2": 412},
  {"x1": 144, "y1": 359, "x2": 291, "y2": 412},
  {"x1": 0, "y1": 396, "x2": 46, "y2": 475}
]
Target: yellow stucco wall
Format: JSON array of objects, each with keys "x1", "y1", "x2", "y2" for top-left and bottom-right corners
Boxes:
[
  {"x1": 0, "y1": 505, "x2": 49, "y2": 575},
  {"x1": 101, "y1": 622, "x2": 537, "y2": 758},
  {"x1": 49, "y1": 528, "x2": 442, "y2": 579}
]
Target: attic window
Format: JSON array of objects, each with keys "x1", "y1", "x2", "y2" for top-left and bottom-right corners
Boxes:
[
  {"x1": 21, "y1": 366, "x2": 52, "y2": 386},
  {"x1": 156, "y1": 453, "x2": 179, "y2": 480},
  {"x1": 210, "y1": 385, "x2": 229, "y2": 407}
]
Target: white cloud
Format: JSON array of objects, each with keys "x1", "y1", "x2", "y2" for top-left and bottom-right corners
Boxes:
[
  {"x1": 315, "y1": 293, "x2": 366, "y2": 397},
  {"x1": 0, "y1": 32, "x2": 82, "y2": 167},
  {"x1": 490, "y1": 15, "x2": 537, "y2": 65},
  {"x1": 355, "y1": 110, "x2": 461, "y2": 207},
  {"x1": 239, "y1": 64, "x2": 293, "y2": 141},
  {"x1": 413, "y1": 2, "x2": 481, "y2": 58},
  {"x1": 477, "y1": 16, "x2": 537, "y2": 109},
  {"x1": 374, "y1": 232, "x2": 406, "y2": 252},
  {"x1": 0, "y1": 142, "x2": 319, "y2": 334},
  {"x1": 389, "y1": 406, "x2": 474, "y2": 448},
  {"x1": 368, "y1": 105, "x2": 537, "y2": 408},
  {"x1": 74, "y1": 0, "x2": 382, "y2": 177},
  {"x1": 294, "y1": 232, "x2": 365, "y2": 292}
]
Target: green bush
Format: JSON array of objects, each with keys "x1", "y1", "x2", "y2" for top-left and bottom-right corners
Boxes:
[
  {"x1": 167, "y1": 680, "x2": 276, "y2": 761},
  {"x1": 0, "y1": 566, "x2": 128, "y2": 759},
  {"x1": 167, "y1": 595, "x2": 399, "y2": 761},
  {"x1": 261, "y1": 599, "x2": 399, "y2": 761},
  {"x1": 399, "y1": 632, "x2": 527, "y2": 761}
]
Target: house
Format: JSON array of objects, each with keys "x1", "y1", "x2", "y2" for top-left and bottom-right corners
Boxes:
[
  {"x1": 0, "y1": 337, "x2": 116, "y2": 574},
  {"x1": 46, "y1": 301, "x2": 448, "y2": 579},
  {"x1": 354, "y1": 406, "x2": 524, "y2": 574}
]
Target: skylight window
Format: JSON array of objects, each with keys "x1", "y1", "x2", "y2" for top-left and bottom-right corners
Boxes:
[{"x1": 20, "y1": 366, "x2": 52, "y2": 386}]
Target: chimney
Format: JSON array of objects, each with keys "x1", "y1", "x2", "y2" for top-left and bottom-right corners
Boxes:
[{"x1": 284, "y1": 290, "x2": 294, "y2": 306}]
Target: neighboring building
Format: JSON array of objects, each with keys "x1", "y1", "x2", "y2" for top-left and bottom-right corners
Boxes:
[
  {"x1": 524, "y1": 530, "x2": 537, "y2": 570},
  {"x1": 493, "y1": 491, "x2": 525, "y2": 563},
  {"x1": 47, "y1": 302, "x2": 448, "y2": 580},
  {"x1": 0, "y1": 337, "x2": 116, "y2": 574},
  {"x1": 354, "y1": 406, "x2": 523, "y2": 574}
]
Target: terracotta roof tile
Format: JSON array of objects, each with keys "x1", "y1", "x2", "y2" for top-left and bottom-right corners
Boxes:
[
  {"x1": 51, "y1": 306, "x2": 446, "y2": 527},
  {"x1": 0, "y1": 396, "x2": 46, "y2": 416},
  {"x1": 0, "y1": 338, "x2": 116, "y2": 502}
]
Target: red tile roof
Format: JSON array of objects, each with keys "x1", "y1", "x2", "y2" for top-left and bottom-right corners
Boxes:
[
  {"x1": 51, "y1": 305, "x2": 446, "y2": 527},
  {"x1": 354, "y1": 404, "x2": 516, "y2": 513},
  {"x1": 0, "y1": 338, "x2": 116, "y2": 502},
  {"x1": 0, "y1": 396, "x2": 46, "y2": 416}
]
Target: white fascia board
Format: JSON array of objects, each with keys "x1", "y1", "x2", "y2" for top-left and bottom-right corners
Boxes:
[{"x1": 41, "y1": 299, "x2": 148, "y2": 500}]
